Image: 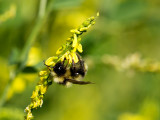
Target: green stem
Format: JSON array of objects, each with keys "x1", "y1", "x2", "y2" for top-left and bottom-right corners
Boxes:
[
  {"x1": 38, "y1": 0, "x2": 47, "y2": 18},
  {"x1": 0, "y1": 69, "x2": 16, "y2": 109},
  {"x1": 0, "y1": 0, "x2": 54, "y2": 109},
  {"x1": 19, "y1": 17, "x2": 44, "y2": 70}
]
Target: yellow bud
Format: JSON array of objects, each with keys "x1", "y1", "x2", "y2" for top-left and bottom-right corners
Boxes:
[
  {"x1": 25, "y1": 106, "x2": 30, "y2": 113},
  {"x1": 70, "y1": 29, "x2": 76, "y2": 33},
  {"x1": 68, "y1": 54, "x2": 73, "y2": 64},
  {"x1": 39, "y1": 70, "x2": 48, "y2": 76},
  {"x1": 32, "y1": 101, "x2": 39, "y2": 108},
  {"x1": 45, "y1": 56, "x2": 57, "y2": 66},
  {"x1": 79, "y1": 27, "x2": 88, "y2": 32},
  {"x1": 77, "y1": 44, "x2": 83, "y2": 53},
  {"x1": 72, "y1": 34, "x2": 77, "y2": 47},
  {"x1": 90, "y1": 16, "x2": 95, "y2": 20},
  {"x1": 40, "y1": 85, "x2": 48, "y2": 94},
  {"x1": 82, "y1": 20, "x2": 90, "y2": 27},
  {"x1": 26, "y1": 112, "x2": 33, "y2": 120},
  {"x1": 71, "y1": 52, "x2": 78, "y2": 63},
  {"x1": 31, "y1": 90, "x2": 38, "y2": 98},
  {"x1": 91, "y1": 21, "x2": 95, "y2": 25},
  {"x1": 67, "y1": 37, "x2": 72, "y2": 41},
  {"x1": 56, "y1": 46, "x2": 63, "y2": 55},
  {"x1": 70, "y1": 29, "x2": 81, "y2": 34}
]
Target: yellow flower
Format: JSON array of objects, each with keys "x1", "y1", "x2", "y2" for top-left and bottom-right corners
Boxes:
[
  {"x1": 45, "y1": 56, "x2": 58, "y2": 66},
  {"x1": 39, "y1": 70, "x2": 48, "y2": 76},
  {"x1": 56, "y1": 46, "x2": 63, "y2": 54},
  {"x1": 77, "y1": 43, "x2": 83, "y2": 53},
  {"x1": 68, "y1": 54, "x2": 73, "y2": 64},
  {"x1": 70, "y1": 29, "x2": 81, "y2": 34},
  {"x1": 31, "y1": 90, "x2": 38, "y2": 99},
  {"x1": 25, "y1": 13, "x2": 98, "y2": 120},
  {"x1": 39, "y1": 85, "x2": 48, "y2": 94},
  {"x1": 70, "y1": 52, "x2": 78, "y2": 63},
  {"x1": 56, "y1": 45, "x2": 66, "y2": 55},
  {"x1": 26, "y1": 112, "x2": 33, "y2": 120},
  {"x1": 72, "y1": 34, "x2": 78, "y2": 47}
]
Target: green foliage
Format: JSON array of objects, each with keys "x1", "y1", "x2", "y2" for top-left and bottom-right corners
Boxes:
[
  {"x1": 0, "y1": 108, "x2": 24, "y2": 120},
  {"x1": 0, "y1": 0, "x2": 160, "y2": 120}
]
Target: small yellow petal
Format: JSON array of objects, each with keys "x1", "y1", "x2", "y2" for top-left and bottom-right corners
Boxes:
[
  {"x1": 45, "y1": 56, "x2": 57, "y2": 66},
  {"x1": 72, "y1": 34, "x2": 77, "y2": 47},
  {"x1": 67, "y1": 37, "x2": 72, "y2": 41},
  {"x1": 71, "y1": 52, "x2": 78, "y2": 63},
  {"x1": 56, "y1": 46, "x2": 63, "y2": 55},
  {"x1": 39, "y1": 70, "x2": 48, "y2": 76},
  {"x1": 77, "y1": 44, "x2": 83, "y2": 53},
  {"x1": 79, "y1": 27, "x2": 88, "y2": 32},
  {"x1": 31, "y1": 90, "x2": 38, "y2": 98},
  {"x1": 26, "y1": 111, "x2": 33, "y2": 120},
  {"x1": 60, "y1": 55, "x2": 65, "y2": 62},
  {"x1": 68, "y1": 54, "x2": 73, "y2": 64},
  {"x1": 32, "y1": 101, "x2": 38, "y2": 108},
  {"x1": 82, "y1": 20, "x2": 90, "y2": 27},
  {"x1": 40, "y1": 85, "x2": 48, "y2": 94}
]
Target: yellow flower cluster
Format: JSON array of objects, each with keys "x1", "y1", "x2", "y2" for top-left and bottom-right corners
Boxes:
[
  {"x1": 25, "y1": 70, "x2": 50, "y2": 120},
  {"x1": 45, "y1": 13, "x2": 99, "y2": 67},
  {"x1": 102, "y1": 53, "x2": 160, "y2": 73},
  {"x1": 25, "y1": 13, "x2": 99, "y2": 120}
]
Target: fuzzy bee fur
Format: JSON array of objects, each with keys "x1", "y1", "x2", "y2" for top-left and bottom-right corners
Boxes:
[{"x1": 50, "y1": 54, "x2": 91, "y2": 86}]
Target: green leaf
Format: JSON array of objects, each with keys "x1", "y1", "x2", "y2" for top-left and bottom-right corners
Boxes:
[
  {"x1": 22, "y1": 66, "x2": 38, "y2": 73},
  {"x1": 8, "y1": 48, "x2": 20, "y2": 65}
]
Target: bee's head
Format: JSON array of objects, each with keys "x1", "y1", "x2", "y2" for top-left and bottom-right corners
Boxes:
[{"x1": 53, "y1": 62, "x2": 66, "y2": 76}]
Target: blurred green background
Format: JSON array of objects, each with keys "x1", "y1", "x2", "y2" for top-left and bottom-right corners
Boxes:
[{"x1": 0, "y1": 0, "x2": 160, "y2": 120}]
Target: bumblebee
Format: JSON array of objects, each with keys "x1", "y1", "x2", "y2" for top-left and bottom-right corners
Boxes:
[{"x1": 48, "y1": 54, "x2": 91, "y2": 86}]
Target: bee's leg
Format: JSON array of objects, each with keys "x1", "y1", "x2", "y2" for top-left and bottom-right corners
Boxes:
[
  {"x1": 76, "y1": 53, "x2": 84, "y2": 68},
  {"x1": 59, "y1": 78, "x2": 67, "y2": 86},
  {"x1": 63, "y1": 57, "x2": 69, "y2": 68},
  {"x1": 43, "y1": 60, "x2": 52, "y2": 71},
  {"x1": 71, "y1": 58, "x2": 76, "y2": 70},
  {"x1": 45, "y1": 73, "x2": 53, "y2": 85},
  {"x1": 66, "y1": 78, "x2": 93, "y2": 85},
  {"x1": 63, "y1": 57, "x2": 66, "y2": 64}
]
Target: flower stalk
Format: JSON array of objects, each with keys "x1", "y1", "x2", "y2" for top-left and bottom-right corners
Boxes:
[{"x1": 24, "y1": 13, "x2": 99, "y2": 120}]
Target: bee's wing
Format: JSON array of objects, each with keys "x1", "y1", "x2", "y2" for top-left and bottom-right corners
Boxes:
[{"x1": 66, "y1": 79, "x2": 93, "y2": 85}]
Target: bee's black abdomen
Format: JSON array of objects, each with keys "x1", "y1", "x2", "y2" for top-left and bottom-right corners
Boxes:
[
  {"x1": 78, "y1": 69, "x2": 85, "y2": 77},
  {"x1": 53, "y1": 62, "x2": 66, "y2": 76},
  {"x1": 70, "y1": 62, "x2": 85, "y2": 77}
]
